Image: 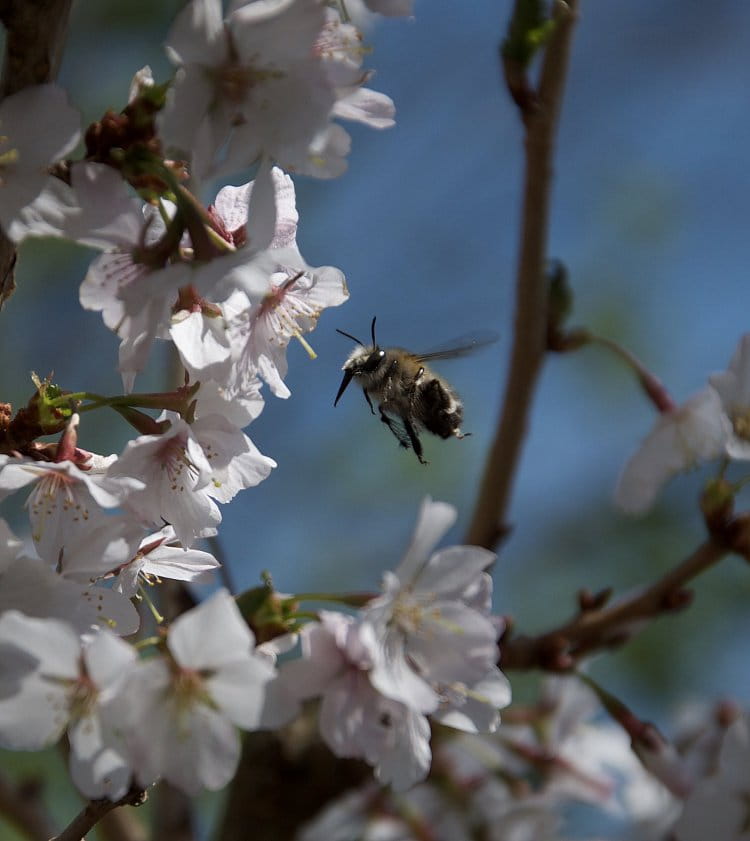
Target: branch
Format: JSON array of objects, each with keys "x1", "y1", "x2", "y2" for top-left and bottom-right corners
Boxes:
[
  {"x1": 50, "y1": 788, "x2": 148, "y2": 841},
  {"x1": 0, "y1": 0, "x2": 73, "y2": 308},
  {"x1": 465, "y1": 0, "x2": 579, "y2": 550},
  {"x1": 501, "y1": 537, "x2": 729, "y2": 670}
]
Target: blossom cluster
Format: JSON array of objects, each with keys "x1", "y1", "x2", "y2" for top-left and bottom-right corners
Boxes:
[
  {"x1": 0, "y1": 0, "x2": 472, "y2": 808},
  {"x1": 298, "y1": 678, "x2": 750, "y2": 841},
  {"x1": 0, "y1": 498, "x2": 510, "y2": 799}
]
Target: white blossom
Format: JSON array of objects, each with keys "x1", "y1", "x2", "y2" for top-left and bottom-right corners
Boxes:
[
  {"x1": 0, "y1": 612, "x2": 136, "y2": 800},
  {"x1": 159, "y1": 0, "x2": 394, "y2": 182},
  {"x1": 0, "y1": 84, "x2": 80, "y2": 238},
  {"x1": 0, "y1": 453, "x2": 143, "y2": 566},
  {"x1": 123, "y1": 590, "x2": 275, "y2": 794},
  {"x1": 709, "y1": 333, "x2": 750, "y2": 461},
  {"x1": 107, "y1": 415, "x2": 221, "y2": 548},
  {"x1": 363, "y1": 498, "x2": 506, "y2": 721},
  {"x1": 278, "y1": 612, "x2": 432, "y2": 789},
  {"x1": 673, "y1": 716, "x2": 750, "y2": 841},
  {"x1": 112, "y1": 525, "x2": 220, "y2": 597},
  {"x1": 614, "y1": 387, "x2": 729, "y2": 514}
]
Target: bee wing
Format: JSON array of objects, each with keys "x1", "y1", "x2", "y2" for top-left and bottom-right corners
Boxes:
[{"x1": 415, "y1": 330, "x2": 499, "y2": 362}]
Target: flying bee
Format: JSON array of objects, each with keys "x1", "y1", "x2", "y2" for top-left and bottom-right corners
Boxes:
[{"x1": 333, "y1": 317, "x2": 497, "y2": 464}]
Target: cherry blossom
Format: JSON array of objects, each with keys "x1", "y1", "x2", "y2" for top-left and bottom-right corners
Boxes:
[
  {"x1": 673, "y1": 715, "x2": 750, "y2": 841},
  {"x1": 107, "y1": 415, "x2": 221, "y2": 548},
  {"x1": 0, "y1": 612, "x2": 136, "y2": 800},
  {"x1": 0, "y1": 452, "x2": 143, "y2": 566},
  {"x1": 111, "y1": 525, "x2": 220, "y2": 597},
  {"x1": 363, "y1": 498, "x2": 506, "y2": 721},
  {"x1": 614, "y1": 387, "x2": 729, "y2": 514},
  {"x1": 0, "y1": 84, "x2": 81, "y2": 237},
  {"x1": 221, "y1": 253, "x2": 348, "y2": 398},
  {"x1": 0, "y1": 520, "x2": 140, "y2": 635},
  {"x1": 123, "y1": 589, "x2": 275, "y2": 794},
  {"x1": 709, "y1": 333, "x2": 750, "y2": 461},
  {"x1": 159, "y1": 0, "x2": 394, "y2": 182},
  {"x1": 277, "y1": 611, "x2": 432, "y2": 789}
]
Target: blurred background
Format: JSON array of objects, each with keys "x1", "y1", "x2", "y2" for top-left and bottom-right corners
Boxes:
[{"x1": 2, "y1": 0, "x2": 750, "y2": 836}]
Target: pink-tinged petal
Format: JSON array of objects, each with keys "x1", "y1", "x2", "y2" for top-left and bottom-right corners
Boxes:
[
  {"x1": 0, "y1": 518, "x2": 23, "y2": 572},
  {"x1": 0, "y1": 612, "x2": 79, "y2": 677},
  {"x1": 141, "y1": 544, "x2": 219, "y2": 582},
  {"x1": 194, "y1": 376, "x2": 265, "y2": 428},
  {"x1": 0, "y1": 557, "x2": 139, "y2": 635},
  {"x1": 0, "y1": 612, "x2": 80, "y2": 749},
  {"x1": 0, "y1": 460, "x2": 45, "y2": 499},
  {"x1": 615, "y1": 387, "x2": 729, "y2": 514},
  {"x1": 409, "y1": 601, "x2": 499, "y2": 688},
  {"x1": 171, "y1": 310, "x2": 232, "y2": 374},
  {"x1": 718, "y1": 717, "x2": 750, "y2": 786},
  {"x1": 166, "y1": 0, "x2": 227, "y2": 66},
  {"x1": 373, "y1": 705, "x2": 431, "y2": 791},
  {"x1": 69, "y1": 740, "x2": 132, "y2": 801},
  {"x1": 318, "y1": 671, "x2": 374, "y2": 757},
  {"x1": 369, "y1": 631, "x2": 438, "y2": 714},
  {"x1": 207, "y1": 657, "x2": 275, "y2": 729},
  {"x1": 75, "y1": 587, "x2": 140, "y2": 636},
  {"x1": 165, "y1": 702, "x2": 240, "y2": 794},
  {"x1": 159, "y1": 63, "x2": 219, "y2": 158},
  {"x1": 276, "y1": 619, "x2": 348, "y2": 701},
  {"x1": 1, "y1": 84, "x2": 80, "y2": 162},
  {"x1": 332, "y1": 88, "x2": 395, "y2": 129},
  {"x1": 710, "y1": 334, "x2": 750, "y2": 408},
  {"x1": 245, "y1": 156, "x2": 276, "y2": 251},
  {"x1": 415, "y1": 545, "x2": 495, "y2": 596},
  {"x1": 434, "y1": 668, "x2": 511, "y2": 734},
  {"x1": 83, "y1": 631, "x2": 137, "y2": 689},
  {"x1": 230, "y1": 0, "x2": 326, "y2": 66},
  {"x1": 68, "y1": 711, "x2": 104, "y2": 761},
  {"x1": 0, "y1": 85, "x2": 80, "y2": 232},
  {"x1": 0, "y1": 679, "x2": 70, "y2": 749},
  {"x1": 192, "y1": 414, "x2": 275, "y2": 503},
  {"x1": 395, "y1": 497, "x2": 457, "y2": 584},
  {"x1": 213, "y1": 182, "x2": 252, "y2": 234},
  {"x1": 168, "y1": 589, "x2": 254, "y2": 670}
]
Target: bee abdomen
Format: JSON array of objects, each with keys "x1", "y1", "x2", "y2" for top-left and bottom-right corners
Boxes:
[{"x1": 420, "y1": 378, "x2": 464, "y2": 439}]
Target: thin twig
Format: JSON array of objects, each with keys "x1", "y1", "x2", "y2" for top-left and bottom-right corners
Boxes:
[
  {"x1": 501, "y1": 538, "x2": 728, "y2": 670},
  {"x1": 50, "y1": 788, "x2": 148, "y2": 841},
  {"x1": 465, "y1": 0, "x2": 579, "y2": 550}
]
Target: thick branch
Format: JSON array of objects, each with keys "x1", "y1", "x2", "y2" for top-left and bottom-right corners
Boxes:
[
  {"x1": 0, "y1": 0, "x2": 73, "y2": 308},
  {"x1": 501, "y1": 538, "x2": 729, "y2": 670},
  {"x1": 465, "y1": 0, "x2": 578, "y2": 550}
]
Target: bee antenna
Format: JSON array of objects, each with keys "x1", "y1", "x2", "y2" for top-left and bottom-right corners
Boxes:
[
  {"x1": 370, "y1": 316, "x2": 377, "y2": 346},
  {"x1": 336, "y1": 328, "x2": 364, "y2": 346}
]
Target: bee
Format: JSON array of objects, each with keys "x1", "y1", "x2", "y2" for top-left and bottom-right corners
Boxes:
[{"x1": 333, "y1": 317, "x2": 496, "y2": 464}]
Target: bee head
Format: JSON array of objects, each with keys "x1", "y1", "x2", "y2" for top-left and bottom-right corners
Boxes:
[{"x1": 334, "y1": 317, "x2": 384, "y2": 405}]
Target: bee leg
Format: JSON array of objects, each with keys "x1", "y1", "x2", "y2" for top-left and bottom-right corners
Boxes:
[
  {"x1": 378, "y1": 407, "x2": 411, "y2": 450},
  {"x1": 402, "y1": 416, "x2": 428, "y2": 465},
  {"x1": 363, "y1": 389, "x2": 376, "y2": 415}
]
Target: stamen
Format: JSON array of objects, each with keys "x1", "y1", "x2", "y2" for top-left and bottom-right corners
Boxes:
[{"x1": 294, "y1": 330, "x2": 317, "y2": 360}]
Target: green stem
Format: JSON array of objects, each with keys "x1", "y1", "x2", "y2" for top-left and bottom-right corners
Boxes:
[{"x1": 293, "y1": 591, "x2": 377, "y2": 607}]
